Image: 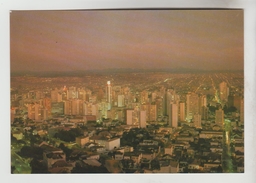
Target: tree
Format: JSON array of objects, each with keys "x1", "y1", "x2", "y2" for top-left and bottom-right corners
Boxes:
[
  {"x1": 30, "y1": 158, "x2": 48, "y2": 173},
  {"x1": 58, "y1": 143, "x2": 72, "y2": 160},
  {"x1": 151, "y1": 159, "x2": 160, "y2": 170}
]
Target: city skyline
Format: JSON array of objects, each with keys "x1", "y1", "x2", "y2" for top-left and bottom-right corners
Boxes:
[{"x1": 10, "y1": 10, "x2": 243, "y2": 74}]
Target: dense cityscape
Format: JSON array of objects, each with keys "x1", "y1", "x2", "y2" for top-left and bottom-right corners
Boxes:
[
  {"x1": 9, "y1": 9, "x2": 244, "y2": 175},
  {"x1": 10, "y1": 71, "x2": 244, "y2": 173}
]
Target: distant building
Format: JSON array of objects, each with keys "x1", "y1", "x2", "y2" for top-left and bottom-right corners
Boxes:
[
  {"x1": 141, "y1": 104, "x2": 157, "y2": 122},
  {"x1": 219, "y1": 81, "x2": 229, "y2": 103},
  {"x1": 186, "y1": 93, "x2": 199, "y2": 121},
  {"x1": 179, "y1": 102, "x2": 185, "y2": 121},
  {"x1": 193, "y1": 113, "x2": 201, "y2": 128},
  {"x1": 106, "y1": 81, "x2": 112, "y2": 110},
  {"x1": 126, "y1": 109, "x2": 136, "y2": 125},
  {"x1": 117, "y1": 95, "x2": 125, "y2": 107},
  {"x1": 139, "y1": 110, "x2": 147, "y2": 128},
  {"x1": 169, "y1": 103, "x2": 178, "y2": 128}
]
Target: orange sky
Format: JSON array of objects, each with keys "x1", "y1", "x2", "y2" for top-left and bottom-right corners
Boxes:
[{"x1": 10, "y1": 10, "x2": 243, "y2": 73}]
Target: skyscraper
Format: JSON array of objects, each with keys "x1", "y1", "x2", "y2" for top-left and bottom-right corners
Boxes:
[
  {"x1": 219, "y1": 81, "x2": 229, "y2": 103},
  {"x1": 118, "y1": 95, "x2": 125, "y2": 107},
  {"x1": 106, "y1": 81, "x2": 112, "y2": 110},
  {"x1": 193, "y1": 113, "x2": 201, "y2": 128},
  {"x1": 169, "y1": 103, "x2": 178, "y2": 128},
  {"x1": 186, "y1": 93, "x2": 199, "y2": 121},
  {"x1": 139, "y1": 110, "x2": 147, "y2": 128},
  {"x1": 179, "y1": 102, "x2": 185, "y2": 121},
  {"x1": 126, "y1": 109, "x2": 137, "y2": 125}
]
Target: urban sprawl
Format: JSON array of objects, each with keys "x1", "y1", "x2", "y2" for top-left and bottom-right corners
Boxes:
[{"x1": 10, "y1": 72, "x2": 244, "y2": 173}]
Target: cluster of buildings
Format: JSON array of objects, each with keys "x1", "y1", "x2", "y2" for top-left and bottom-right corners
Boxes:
[{"x1": 11, "y1": 74, "x2": 244, "y2": 173}]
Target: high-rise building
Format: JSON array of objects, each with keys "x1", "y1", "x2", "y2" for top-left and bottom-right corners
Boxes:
[
  {"x1": 126, "y1": 109, "x2": 136, "y2": 125},
  {"x1": 215, "y1": 108, "x2": 224, "y2": 126},
  {"x1": 42, "y1": 97, "x2": 52, "y2": 117},
  {"x1": 27, "y1": 103, "x2": 40, "y2": 120},
  {"x1": 51, "y1": 88, "x2": 62, "y2": 103},
  {"x1": 165, "y1": 89, "x2": 179, "y2": 116},
  {"x1": 139, "y1": 110, "x2": 147, "y2": 128},
  {"x1": 106, "y1": 81, "x2": 112, "y2": 110},
  {"x1": 156, "y1": 98, "x2": 164, "y2": 117},
  {"x1": 68, "y1": 86, "x2": 78, "y2": 99},
  {"x1": 186, "y1": 93, "x2": 199, "y2": 121},
  {"x1": 193, "y1": 113, "x2": 201, "y2": 128},
  {"x1": 179, "y1": 102, "x2": 185, "y2": 121},
  {"x1": 140, "y1": 90, "x2": 149, "y2": 104},
  {"x1": 141, "y1": 104, "x2": 157, "y2": 122},
  {"x1": 64, "y1": 100, "x2": 72, "y2": 115},
  {"x1": 169, "y1": 103, "x2": 178, "y2": 128},
  {"x1": 199, "y1": 95, "x2": 207, "y2": 114},
  {"x1": 118, "y1": 95, "x2": 125, "y2": 107},
  {"x1": 219, "y1": 81, "x2": 229, "y2": 103}
]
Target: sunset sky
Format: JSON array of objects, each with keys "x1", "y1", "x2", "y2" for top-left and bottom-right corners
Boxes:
[{"x1": 10, "y1": 10, "x2": 243, "y2": 73}]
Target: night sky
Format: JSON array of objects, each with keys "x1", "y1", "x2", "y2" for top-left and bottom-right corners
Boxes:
[{"x1": 10, "y1": 10, "x2": 243, "y2": 73}]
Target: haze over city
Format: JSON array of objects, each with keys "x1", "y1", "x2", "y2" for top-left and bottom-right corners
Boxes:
[
  {"x1": 10, "y1": 10, "x2": 243, "y2": 74},
  {"x1": 10, "y1": 10, "x2": 245, "y2": 175}
]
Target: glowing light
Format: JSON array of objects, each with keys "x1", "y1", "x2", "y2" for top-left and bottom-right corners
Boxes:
[{"x1": 107, "y1": 81, "x2": 111, "y2": 85}]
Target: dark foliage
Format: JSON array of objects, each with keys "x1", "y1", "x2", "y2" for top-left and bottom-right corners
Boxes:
[{"x1": 54, "y1": 128, "x2": 83, "y2": 142}]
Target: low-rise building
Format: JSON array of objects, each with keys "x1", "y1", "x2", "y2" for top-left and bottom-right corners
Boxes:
[{"x1": 76, "y1": 136, "x2": 89, "y2": 148}]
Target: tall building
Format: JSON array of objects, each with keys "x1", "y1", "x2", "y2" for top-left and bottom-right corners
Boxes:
[
  {"x1": 179, "y1": 102, "x2": 185, "y2": 121},
  {"x1": 156, "y1": 98, "x2": 164, "y2": 117},
  {"x1": 64, "y1": 100, "x2": 72, "y2": 115},
  {"x1": 186, "y1": 93, "x2": 199, "y2": 121},
  {"x1": 140, "y1": 90, "x2": 149, "y2": 104},
  {"x1": 193, "y1": 113, "x2": 201, "y2": 128},
  {"x1": 228, "y1": 95, "x2": 241, "y2": 109},
  {"x1": 83, "y1": 102, "x2": 99, "y2": 116},
  {"x1": 51, "y1": 88, "x2": 62, "y2": 102},
  {"x1": 42, "y1": 97, "x2": 52, "y2": 117},
  {"x1": 126, "y1": 109, "x2": 137, "y2": 125},
  {"x1": 78, "y1": 88, "x2": 86, "y2": 100},
  {"x1": 71, "y1": 99, "x2": 83, "y2": 115},
  {"x1": 139, "y1": 110, "x2": 147, "y2": 128},
  {"x1": 106, "y1": 81, "x2": 112, "y2": 110},
  {"x1": 118, "y1": 95, "x2": 125, "y2": 107},
  {"x1": 141, "y1": 104, "x2": 157, "y2": 122},
  {"x1": 165, "y1": 89, "x2": 179, "y2": 116},
  {"x1": 67, "y1": 86, "x2": 78, "y2": 99},
  {"x1": 219, "y1": 81, "x2": 229, "y2": 103},
  {"x1": 215, "y1": 109, "x2": 224, "y2": 126},
  {"x1": 27, "y1": 103, "x2": 41, "y2": 120},
  {"x1": 169, "y1": 103, "x2": 178, "y2": 128},
  {"x1": 199, "y1": 95, "x2": 207, "y2": 114}
]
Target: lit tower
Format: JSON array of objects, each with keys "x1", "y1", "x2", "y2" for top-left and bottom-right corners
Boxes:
[{"x1": 106, "y1": 81, "x2": 112, "y2": 110}]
